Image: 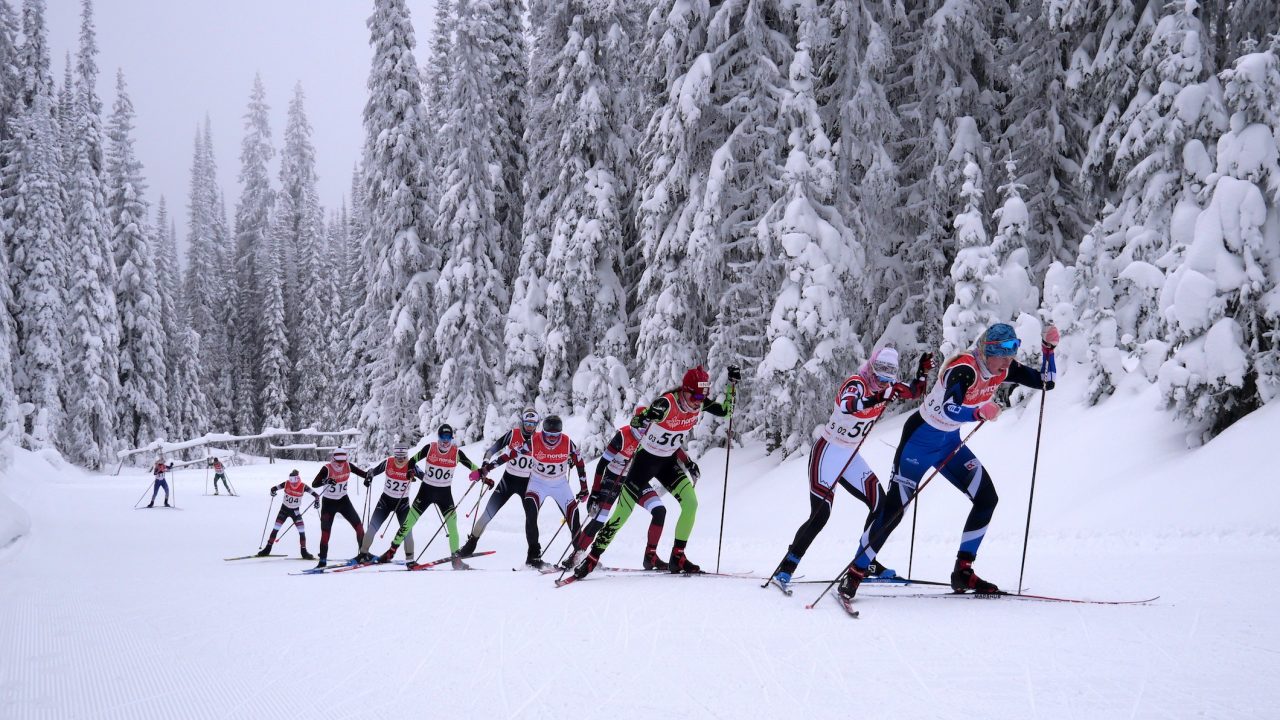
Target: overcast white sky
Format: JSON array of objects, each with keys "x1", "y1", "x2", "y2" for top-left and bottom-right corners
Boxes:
[{"x1": 47, "y1": 0, "x2": 437, "y2": 250}]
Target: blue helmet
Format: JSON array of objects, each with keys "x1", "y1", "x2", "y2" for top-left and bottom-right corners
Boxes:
[{"x1": 980, "y1": 323, "x2": 1021, "y2": 357}]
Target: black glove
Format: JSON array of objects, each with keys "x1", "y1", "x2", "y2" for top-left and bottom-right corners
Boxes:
[
  {"x1": 326, "y1": 478, "x2": 336, "y2": 487},
  {"x1": 643, "y1": 405, "x2": 664, "y2": 422},
  {"x1": 363, "y1": 478, "x2": 371, "y2": 488},
  {"x1": 727, "y1": 364, "x2": 741, "y2": 383},
  {"x1": 686, "y1": 461, "x2": 701, "y2": 482},
  {"x1": 270, "y1": 487, "x2": 278, "y2": 497}
]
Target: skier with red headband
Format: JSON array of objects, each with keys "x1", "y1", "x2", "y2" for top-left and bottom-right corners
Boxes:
[
  {"x1": 835, "y1": 323, "x2": 1058, "y2": 607},
  {"x1": 769, "y1": 345, "x2": 934, "y2": 594},
  {"x1": 573, "y1": 364, "x2": 738, "y2": 578}
]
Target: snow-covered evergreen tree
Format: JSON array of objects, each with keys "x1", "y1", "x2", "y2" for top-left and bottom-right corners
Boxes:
[
  {"x1": 231, "y1": 75, "x2": 276, "y2": 435},
  {"x1": 757, "y1": 4, "x2": 863, "y2": 456},
  {"x1": 60, "y1": 0, "x2": 120, "y2": 467},
  {"x1": 486, "y1": 0, "x2": 526, "y2": 284},
  {"x1": 428, "y1": 0, "x2": 508, "y2": 435},
  {"x1": 358, "y1": 0, "x2": 435, "y2": 452},
  {"x1": 942, "y1": 138, "x2": 1000, "y2": 357},
  {"x1": 534, "y1": 1, "x2": 633, "y2": 419},
  {"x1": 106, "y1": 69, "x2": 166, "y2": 449},
  {"x1": 1159, "y1": 48, "x2": 1280, "y2": 441},
  {"x1": 0, "y1": 0, "x2": 20, "y2": 460},
  {"x1": 989, "y1": 154, "x2": 1039, "y2": 322},
  {"x1": 7, "y1": 0, "x2": 65, "y2": 448},
  {"x1": 275, "y1": 83, "x2": 326, "y2": 426}
]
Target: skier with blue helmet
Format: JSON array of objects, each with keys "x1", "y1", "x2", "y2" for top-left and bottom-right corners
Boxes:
[{"x1": 836, "y1": 322, "x2": 1059, "y2": 606}]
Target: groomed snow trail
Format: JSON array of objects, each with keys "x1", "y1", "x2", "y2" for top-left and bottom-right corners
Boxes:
[{"x1": 2, "y1": 376, "x2": 1277, "y2": 719}]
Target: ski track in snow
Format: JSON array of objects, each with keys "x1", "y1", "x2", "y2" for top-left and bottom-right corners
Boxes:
[{"x1": 2, "y1": 378, "x2": 1279, "y2": 718}]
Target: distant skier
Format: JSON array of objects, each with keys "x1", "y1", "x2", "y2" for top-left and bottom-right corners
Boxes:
[
  {"x1": 210, "y1": 456, "x2": 232, "y2": 495},
  {"x1": 354, "y1": 444, "x2": 424, "y2": 565},
  {"x1": 310, "y1": 448, "x2": 371, "y2": 568},
  {"x1": 147, "y1": 455, "x2": 172, "y2": 508},
  {"x1": 457, "y1": 409, "x2": 541, "y2": 558},
  {"x1": 837, "y1": 323, "x2": 1059, "y2": 605},
  {"x1": 480, "y1": 414, "x2": 587, "y2": 569},
  {"x1": 562, "y1": 406, "x2": 674, "y2": 571},
  {"x1": 378, "y1": 425, "x2": 481, "y2": 569},
  {"x1": 574, "y1": 364, "x2": 738, "y2": 578},
  {"x1": 257, "y1": 469, "x2": 320, "y2": 558},
  {"x1": 769, "y1": 346, "x2": 933, "y2": 593}
]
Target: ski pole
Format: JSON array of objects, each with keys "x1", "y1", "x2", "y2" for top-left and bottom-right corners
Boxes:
[
  {"x1": 715, "y1": 410, "x2": 734, "y2": 574},
  {"x1": 412, "y1": 481, "x2": 477, "y2": 562},
  {"x1": 760, "y1": 387, "x2": 893, "y2": 588},
  {"x1": 170, "y1": 465, "x2": 178, "y2": 508},
  {"x1": 806, "y1": 420, "x2": 986, "y2": 610},
  {"x1": 259, "y1": 494, "x2": 276, "y2": 548},
  {"x1": 132, "y1": 478, "x2": 153, "y2": 509},
  {"x1": 204, "y1": 453, "x2": 210, "y2": 496},
  {"x1": 466, "y1": 482, "x2": 488, "y2": 519},
  {"x1": 379, "y1": 495, "x2": 411, "y2": 539},
  {"x1": 907, "y1": 494, "x2": 919, "y2": 579},
  {"x1": 1017, "y1": 375, "x2": 1050, "y2": 594}
]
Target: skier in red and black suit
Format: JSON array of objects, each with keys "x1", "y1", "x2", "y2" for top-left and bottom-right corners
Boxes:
[
  {"x1": 458, "y1": 408, "x2": 541, "y2": 557},
  {"x1": 769, "y1": 346, "x2": 933, "y2": 593},
  {"x1": 257, "y1": 469, "x2": 320, "y2": 558},
  {"x1": 480, "y1": 414, "x2": 587, "y2": 569},
  {"x1": 574, "y1": 364, "x2": 738, "y2": 578},
  {"x1": 354, "y1": 444, "x2": 424, "y2": 565},
  {"x1": 838, "y1": 323, "x2": 1059, "y2": 604},
  {"x1": 562, "y1": 406, "x2": 676, "y2": 571},
  {"x1": 310, "y1": 448, "x2": 371, "y2": 568}
]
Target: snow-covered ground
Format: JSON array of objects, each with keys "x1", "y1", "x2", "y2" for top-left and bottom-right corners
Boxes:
[{"x1": 2, "y1": 372, "x2": 1278, "y2": 719}]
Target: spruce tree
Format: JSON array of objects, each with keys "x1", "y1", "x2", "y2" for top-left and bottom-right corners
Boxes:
[
  {"x1": 428, "y1": 0, "x2": 508, "y2": 435},
  {"x1": 358, "y1": 0, "x2": 435, "y2": 451},
  {"x1": 107, "y1": 69, "x2": 166, "y2": 449},
  {"x1": 61, "y1": 0, "x2": 120, "y2": 467},
  {"x1": 7, "y1": 0, "x2": 65, "y2": 448},
  {"x1": 231, "y1": 75, "x2": 276, "y2": 435}
]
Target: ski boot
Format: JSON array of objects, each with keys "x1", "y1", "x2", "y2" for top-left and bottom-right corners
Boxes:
[
  {"x1": 146, "y1": 501, "x2": 154, "y2": 508},
  {"x1": 377, "y1": 547, "x2": 397, "y2": 564},
  {"x1": 866, "y1": 558, "x2": 898, "y2": 580},
  {"x1": 950, "y1": 557, "x2": 999, "y2": 594},
  {"x1": 643, "y1": 548, "x2": 669, "y2": 572},
  {"x1": 525, "y1": 546, "x2": 546, "y2": 570},
  {"x1": 668, "y1": 545, "x2": 701, "y2": 574},
  {"x1": 459, "y1": 534, "x2": 479, "y2": 557},
  {"x1": 405, "y1": 560, "x2": 419, "y2": 570},
  {"x1": 255, "y1": 545, "x2": 272, "y2": 557},
  {"x1": 837, "y1": 565, "x2": 866, "y2": 610},
  {"x1": 573, "y1": 552, "x2": 600, "y2": 580},
  {"x1": 314, "y1": 557, "x2": 328, "y2": 570},
  {"x1": 451, "y1": 553, "x2": 470, "y2": 571},
  {"x1": 354, "y1": 552, "x2": 376, "y2": 565},
  {"x1": 300, "y1": 549, "x2": 315, "y2": 561},
  {"x1": 163, "y1": 500, "x2": 171, "y2": 508},
  {"x1": 770, "y1": 570, "x2": 794, "y2": 596}
]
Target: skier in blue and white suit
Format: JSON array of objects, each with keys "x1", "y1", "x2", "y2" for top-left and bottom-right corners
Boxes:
[{"x1": 837, "y1": 322, "x2": 1059, "y2": 603}]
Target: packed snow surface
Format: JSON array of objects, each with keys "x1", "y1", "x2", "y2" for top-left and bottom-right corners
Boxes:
[{"x1": 2, "y1": 373, "x2": 1277, "y2": 719}]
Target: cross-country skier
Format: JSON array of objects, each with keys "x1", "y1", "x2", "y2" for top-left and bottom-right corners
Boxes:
[
  {"x1": 836, "y1": 323, "x2": 1059, "y2": 605},
  {"x1": 480, "y1": 414, "x2": 587, "y2": 569},
  {"x1": 457, "y1": 409, "x2": 541, "y2": 558},
  {"x1": 353, "y1": 444, "x2": 424, "y2": 565},
  {"x1": 574, "y1": 364, "x2": 738, "y2": 578},
  {"x1": 769, "y1": 347, "x2": 934, "y2": 593},
  {"x1": 310, "y1": 448, "x2": 371, "y2": 568},
  {"x1": 378, "y1": 425, "x2": 481, "y2": 569},
  {"x1": 147, "y1": 455, "x2": 172, "y2": 508},
  {"x1": 562, "y1": 406, "x2": 675, "y2": 571},
  {"x1": 210, "y1": 456, "x2": 232, "y2": 495},
  {"x1": 257, "y1": 469, "x2": 320, "y2": 558}
]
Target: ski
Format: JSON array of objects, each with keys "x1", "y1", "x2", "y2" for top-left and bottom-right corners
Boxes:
[
  {"x1": 293, "y1": 558, "x2": 363, "y2": 575},
  {"x1": 865, "y1": 588, "x2": 1160, "y2": 605},
  {"x1": 836, "y1": 594, "x2": 861, "y2": 618},
  {"x1": 407, "y1": 550, "x2": 495, "y2": 572},
  {"x1": 224, "y1": 554, "x2": 286, "y2": 561},
  {"x1": 327, "y1": 559, "x2": 405, "y2": 574}
]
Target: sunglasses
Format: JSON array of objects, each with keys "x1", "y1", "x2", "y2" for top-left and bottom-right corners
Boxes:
[
  {"x1": 984, "y1": 338, "x2": 1021, "y2": 356},
  {"x1": 439, "y1": 434, "x2": 454, "y2": 443}
]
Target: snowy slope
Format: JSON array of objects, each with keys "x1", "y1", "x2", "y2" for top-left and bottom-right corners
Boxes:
[{"x1": 1, "y1": 371, "x2": 1277, "y2": 719}]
